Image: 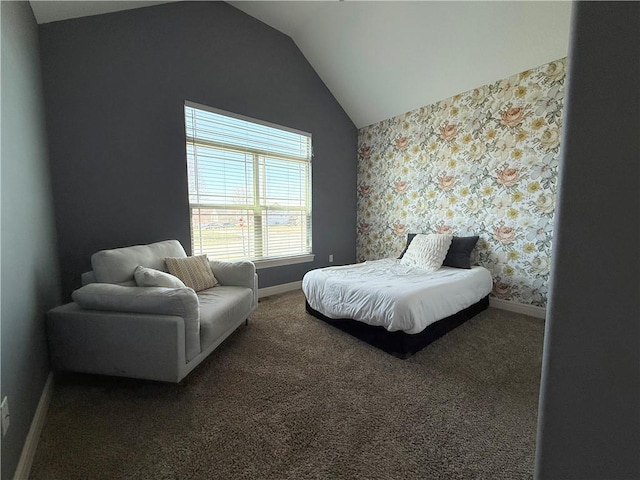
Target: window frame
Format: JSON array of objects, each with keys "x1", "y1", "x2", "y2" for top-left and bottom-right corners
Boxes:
[{"x1": 184, "y1": 100, "x2": 314, "y2": 268}]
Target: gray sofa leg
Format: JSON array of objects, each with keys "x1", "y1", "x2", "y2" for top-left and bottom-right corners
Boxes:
[{"x1": 245, "y1": 318, "x2": 249, "y2": 326}]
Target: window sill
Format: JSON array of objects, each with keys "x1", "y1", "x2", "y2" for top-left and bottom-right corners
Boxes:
[{"x1": 253, "y1": 254, "x2": 315, "y2": 270}]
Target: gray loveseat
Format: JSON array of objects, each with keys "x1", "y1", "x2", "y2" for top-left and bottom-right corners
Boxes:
[{"x1": 46, "y1": 240, "x2": 258, "y2": 382}]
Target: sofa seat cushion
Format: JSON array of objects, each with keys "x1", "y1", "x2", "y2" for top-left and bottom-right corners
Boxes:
[{"x1": 198, "y1": 286, "x2": 253, "y2": 350}]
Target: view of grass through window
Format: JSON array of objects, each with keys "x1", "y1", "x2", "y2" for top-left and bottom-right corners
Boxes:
[{"x1": 185, "y1": 102, "x2": 312, "y2": 262}]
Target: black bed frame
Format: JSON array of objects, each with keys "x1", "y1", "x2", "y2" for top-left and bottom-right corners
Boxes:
[{"x1": 305, "y1": 295, "x2": 490, "y2": 359}]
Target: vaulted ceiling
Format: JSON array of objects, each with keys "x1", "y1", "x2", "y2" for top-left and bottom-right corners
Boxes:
[{"x1": 30, "y1": 1, "x2": 572, "y2": 128}]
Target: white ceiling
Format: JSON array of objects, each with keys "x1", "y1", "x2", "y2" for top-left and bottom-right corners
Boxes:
[{"x1": 30, "y1": 1, "x2": 572, "y2": 129}]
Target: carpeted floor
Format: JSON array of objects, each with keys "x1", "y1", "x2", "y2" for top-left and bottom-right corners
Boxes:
[{"x1": 30, "y1": 290, "x2": 544, "y2": 480}]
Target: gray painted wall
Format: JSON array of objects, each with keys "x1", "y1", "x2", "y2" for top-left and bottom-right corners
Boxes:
[
  {"x1": 535, "y1": 2, "x2": 640, "y2": 478},
  {"x1": 1, "y1": 2, "x2": 62, "y2": 478},
  {"x1": 38, "y1": 1, "x2": 357, "y2": 300}
]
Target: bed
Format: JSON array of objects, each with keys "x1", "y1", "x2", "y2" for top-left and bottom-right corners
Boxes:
[{"x1": 302, "y1": 257, "x2": 493, "y2": 358}]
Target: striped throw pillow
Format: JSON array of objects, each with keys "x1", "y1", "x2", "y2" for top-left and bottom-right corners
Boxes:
[{"x1": 165, "y1": 255, "x2": 219, "y2": 292}]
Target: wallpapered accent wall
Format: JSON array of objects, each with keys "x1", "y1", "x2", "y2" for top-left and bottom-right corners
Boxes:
[{"x1": 356, "y1": 58, "x2": 566, "y2": 308}]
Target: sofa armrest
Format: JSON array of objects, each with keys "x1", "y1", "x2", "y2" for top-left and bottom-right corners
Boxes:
[
  {"x1": 47, "y1": 304, "x2": 187, "y2": 382},
  {"x1": 210, "y1": 260, "x2": 257, "y2": 309},
  {"x1": 71, "y1": 284, "x2": 201, "y2": 361},
  {"x1": 210, "y1": 260, "x2": 255, "y2": 289}
]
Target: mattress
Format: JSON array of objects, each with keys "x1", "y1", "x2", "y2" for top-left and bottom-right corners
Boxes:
[{"x1": 302, "y1": 259, "x2": 493, "y2": 334}]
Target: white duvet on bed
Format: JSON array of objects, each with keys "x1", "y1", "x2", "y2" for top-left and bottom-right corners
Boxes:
[{"x1": 302, "y1": 259, "x2": 493, "y2": 334}]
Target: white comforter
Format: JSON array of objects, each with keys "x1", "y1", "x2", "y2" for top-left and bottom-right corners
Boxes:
[{"x1": 302, "y1": 259, "x2": 493, "y2": 334}]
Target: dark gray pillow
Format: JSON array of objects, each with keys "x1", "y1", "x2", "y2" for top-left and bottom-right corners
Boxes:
[
  {"x1": 442, "y1": 236, "x2": 479, "y2": 269},
  {"x1": 398, "y1": 233, "x2": 418, "y2": 259}
]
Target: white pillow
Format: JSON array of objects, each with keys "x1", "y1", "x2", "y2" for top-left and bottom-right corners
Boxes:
[
  {"x1": 400, "y1": 234, "x2": 453, "y2": 271},
  {"x1": 134, "y1": 265, "x2": 186, "y2": 288}
]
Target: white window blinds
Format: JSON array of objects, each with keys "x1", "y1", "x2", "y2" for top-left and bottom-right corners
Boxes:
[{"x1": 184, "y1": 101, "x2": 312, "y2": 263}]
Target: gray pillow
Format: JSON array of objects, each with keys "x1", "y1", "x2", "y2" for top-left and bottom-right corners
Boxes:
[
  {"x1": 400, "y1": 234, "x2": 479, "y2": 268},
  {"x1": 442, "y1": 236, "x2": 480, "y2": 269},
  {"x1": 398, "y1": 233, "x2": 418, "y2": 259}
]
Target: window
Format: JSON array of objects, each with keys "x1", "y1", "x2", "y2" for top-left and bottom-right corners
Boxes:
[{"x1": 184, "y1": 101, "x2": 313, "y2": 267}]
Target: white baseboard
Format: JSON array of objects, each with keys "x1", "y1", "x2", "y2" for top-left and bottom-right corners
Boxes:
[
  {"x1": 490, "y1": 297, "x2": 546, "y2": 319},
  {"x1": 258, "y1": 281, "x2": 302, "y2": 299},
  {"x1": 14, "y1": 372, "x2": 54, "y2": 480}
]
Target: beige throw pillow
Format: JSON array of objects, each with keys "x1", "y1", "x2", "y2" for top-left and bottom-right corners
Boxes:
[
  {"x1": 165, "y1": 255, "x2": 219, "y2": 292},
  {"x1": 400, "y1": 233, "x2": 453, "y2": 271},
  {"x1": 134, "y1": 265, "x2": 186, "y2": 289}
]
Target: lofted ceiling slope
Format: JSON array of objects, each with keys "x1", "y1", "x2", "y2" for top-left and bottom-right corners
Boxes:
[
  {"x1": 230, "y1": 1, "x2": 572, "y2": 128},
  {"x1": 30, "y1": 1, "x2": 572, "y2": 128}
]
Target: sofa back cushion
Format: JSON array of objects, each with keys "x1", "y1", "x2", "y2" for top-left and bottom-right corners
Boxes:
[{"x1": 92, "y1": 240, "x2": 187, "y2": 284}]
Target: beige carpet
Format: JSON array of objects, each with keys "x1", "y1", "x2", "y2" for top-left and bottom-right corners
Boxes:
[{"x1": 31, "y1": 290, "x2": 544, "y2": 480}]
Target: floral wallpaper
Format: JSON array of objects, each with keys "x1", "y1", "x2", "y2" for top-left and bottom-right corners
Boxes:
[{"x1": 356, "y1": 58, "x2": 567, "y2": 308}]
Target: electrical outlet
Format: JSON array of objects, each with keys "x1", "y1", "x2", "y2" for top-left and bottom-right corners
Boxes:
[
  {"x1": 1, "y1": 397, "x2": 9, "y2": 436},
  {"x1": 329, "y1": 254, "x2": 334, "y2": 262}
]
